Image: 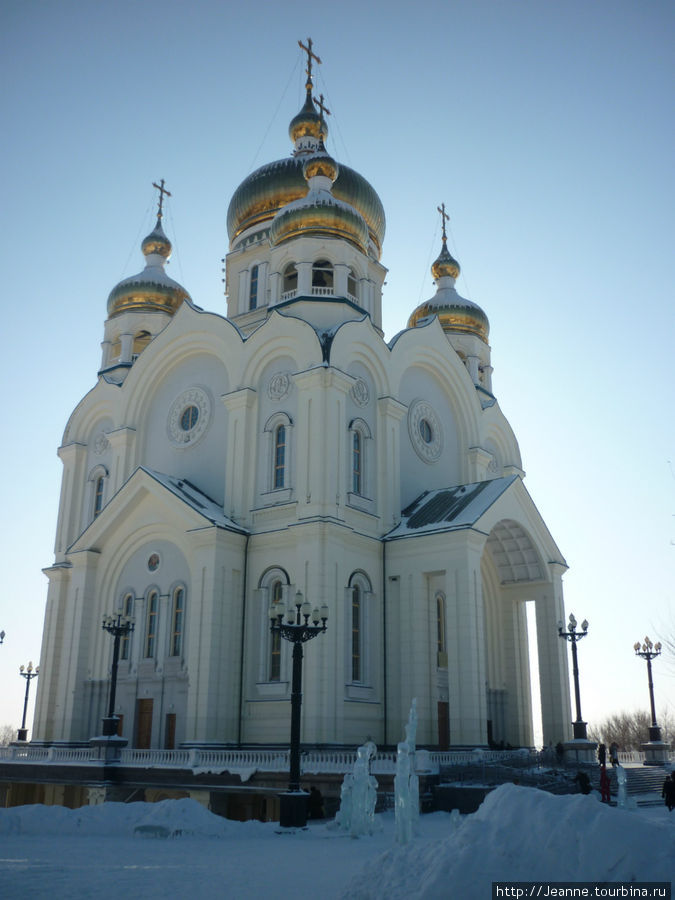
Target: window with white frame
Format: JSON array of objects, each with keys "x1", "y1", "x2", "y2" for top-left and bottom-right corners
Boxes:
[
  {"x1": 282, "y1": 263, "x2": 298, "y2": 295},
  {"x1": 347, "y1": 267, "x2": 359, "y2": 301},
  {"x1": 145, "y1": 589, "x2": 159, "y2": 658},
  {"x1": 263, "y1": 413, "x2": 293, "y2": 497},
  {"x1": 312, "y1": 259, "x2": 333, "y2": 293},
  {"x1": 436, "y1": 591, "x2": 448, "y2": 668},
  {"x1": 170, "y1": 585, "x2": 186, "y2": 657},
  {"x1": 88, "y1": 465, "x2": 108, "y2": 521},
  {"x1": 347, "y1": 572, "x2": 372, "y2": 687},
  {"x1": 120, "y1": 593, "x2": 134, "y2": 661},
  {"x1": 268, "y1": 580, "x2": 283, "y2": 681},
  {"x1": 258, "y1": 568, "x2": 290, "y2": 688},
  {"x1": 348, "y1": 418, "x2": 371, "y2": 501},
  {"x1": 249, "y1": 264, "x2": 259, "y2": 310}
]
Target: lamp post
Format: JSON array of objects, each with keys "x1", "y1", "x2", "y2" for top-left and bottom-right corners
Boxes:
[
  {"x1": 634, "y1": 637, "x2": 662, "y2": 742},
  {"x1": 17, "y1": 662, "x2": 39, "y2": 741},
  {"x1": 101, "y1": 612, "x2": 135, "y2": 737},
  {"x1": 269, "y1": 589, "x2": 328, "y2": 827},
  {"x1": 0, "y1": 630, "x2": 5, "y2": 644},
  {"x1": 557, "y1": 613, "x2": 589, "y2": 740}
]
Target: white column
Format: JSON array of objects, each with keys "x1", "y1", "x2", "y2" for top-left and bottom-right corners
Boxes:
[{"x1": 535, "y1": 563, "x2": 572, "y2": 744}]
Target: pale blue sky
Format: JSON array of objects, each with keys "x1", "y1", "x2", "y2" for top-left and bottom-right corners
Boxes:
[{"x1": 1, "y1": 0, "x2": 673, "y2": 740}]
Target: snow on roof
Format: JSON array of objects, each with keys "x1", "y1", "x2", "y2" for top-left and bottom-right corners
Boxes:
[
  {"x1": 385, "y1": 475, "x2": 518, "y2": 540},
  {"x1": 141, "y1": 467, "x2": 248, "y2": 534}
]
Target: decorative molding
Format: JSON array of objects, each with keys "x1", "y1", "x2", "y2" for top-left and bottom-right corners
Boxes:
[
  {"x1": 267, "y1": 372, "x2": 293, "y2": 401},
  {"x1": 350, "y1": 378, "x2": 370, "y2": 407},
  {"x1": 407, "y1": 398, "x2": 443, "y2": 463},
  {"x1": 167, "y1": 386, "x2": 212, "y2": 447},
  {"x1": 93, "y1": 432, "x2": 110, "y2": 456}
]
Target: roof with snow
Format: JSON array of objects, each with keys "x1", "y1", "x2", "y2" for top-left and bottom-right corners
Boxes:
[
  {"x1": 385, "y1": 475, "x2": 518, "y2": 540},
  {"x1": 141, "y1": 467, "x2": 248, "y2": 534}
]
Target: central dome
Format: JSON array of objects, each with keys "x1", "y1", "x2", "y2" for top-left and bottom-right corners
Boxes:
[{"x1": 227, "y1": 157, "x2": 385, "y2": 258}]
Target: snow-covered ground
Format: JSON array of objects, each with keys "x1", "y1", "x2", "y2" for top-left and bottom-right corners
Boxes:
[{"x1": 0, "y1": 785, "x2": 672, "y2": 899}]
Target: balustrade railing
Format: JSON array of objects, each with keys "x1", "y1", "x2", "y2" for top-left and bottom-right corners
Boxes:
[{"x1": 2, "y1": 744, "x2": 669, "y2": 772}]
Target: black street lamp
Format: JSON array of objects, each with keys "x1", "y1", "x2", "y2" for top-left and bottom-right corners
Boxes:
[
  {"x1": 558, "y1": 613, "x2": 589, "y2": 740},
  {"x1": 101, "y1": 612, "x2": 135, "y2": 736},
  {"x1": 17, "y1": 661, "x2": 39, "y2": 741},
  {"x1": 269, "y1": 589, "x2": 328, "y2": 828},
  {"x1": 634, "y1": 636, "x2": 662, "y2": 742}
]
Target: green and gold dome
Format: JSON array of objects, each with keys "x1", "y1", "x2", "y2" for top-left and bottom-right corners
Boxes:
[
  {"x1": 269, "y1": 146, "x2": 369, "y2": 253},
  {"x1": 226, "y1": 90, "x2": 385, "y2": 258},
  {"x1": 107, "y1": 217, "x2": 191, "y2": 318},
  {"x1": 408, "y1": 236, "x2": 489, "y2": 343}
]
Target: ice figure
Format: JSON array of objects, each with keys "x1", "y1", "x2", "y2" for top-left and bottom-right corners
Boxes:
[
  {"x1": 334, "y1": 773, "x2": 353, "y2": 831},
  {"x1": 395, "y1": 741, "x2": 413, "y2": 844},
  {"x1": 395, "y1": 699, "x2": 419, "y2": 845},
  {"x1": 336, "y1": 740, "x2": 378, "y2": 837},
  {"x1": 404, "y1": 699, "x2": 420, "y2": 835},
  {"x1": 616, "y1": 765, "x2": 627, "y2": 809}
]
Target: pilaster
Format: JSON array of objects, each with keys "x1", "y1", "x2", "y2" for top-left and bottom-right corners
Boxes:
[{"x1": 221, "y1": 387, "x2": 257, "y2": 524}]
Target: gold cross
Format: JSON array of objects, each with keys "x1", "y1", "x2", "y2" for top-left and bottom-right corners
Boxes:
[
  {"x1": 152, "y1": 179, "x2": 172, "y2": 219},
  {"x1": 298, "y1": 37, "x2": 321, "y2": 88},
  {"x1": 437, "y1": 203, "x2": 450, "y2": 242},
  {"x1": 313, "y1": 93, "x2": 331, "y2": 123}
]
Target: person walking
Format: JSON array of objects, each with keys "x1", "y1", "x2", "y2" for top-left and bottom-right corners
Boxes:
[
  {"x1": 597, "y1": 743, "x2": 606, "y2": 767},
  {"x1": 661, "y1": 772, "x2": 675, "y2": 812},
  {"x1": 609, "y1": 742, "x2": 619, "y2": 766}
]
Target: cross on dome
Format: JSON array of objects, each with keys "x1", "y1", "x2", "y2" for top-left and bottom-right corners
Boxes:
[
  {"x1": 437, "y1": 202, "x2": 450, "y2": 243},
  {"x1": 298, "y1": 37, "x2": 321, "y2": 91},
  {"x1": 313, "y1": 93, "x2": 331, "y2": 126},
  {"x1": 152, "y1": 179, "x2": 172, "y2": 220}
]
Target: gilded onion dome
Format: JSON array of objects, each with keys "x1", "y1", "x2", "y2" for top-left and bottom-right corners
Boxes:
[
  {"x1": 269, "y1": 147, "x2": 369, "y2": 253},
  {"x1": 226, "y1": 93, "x2": 385, "y2": 257},
  {"x1": 289, "y1": 90, "x2": 327, "y2": 144},
  {"x1": 107, "y1": 217, "x2": 191, "y2": 318},
  {"x1": 408, "y1": 237, "x2": 489, "y2": 343}
]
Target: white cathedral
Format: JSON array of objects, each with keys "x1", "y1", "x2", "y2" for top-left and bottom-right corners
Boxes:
[{"x1": 33, "y1": 45, "x2": 573, "y2": 755}]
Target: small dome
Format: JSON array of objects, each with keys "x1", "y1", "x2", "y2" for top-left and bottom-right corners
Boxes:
[
  {"x1": 107, "y1": 218, "x2": 190, "y2": 318},
  {"x1": 431, "y1": 239, "x2": 460, "y2": 280},
  {"x1": 269, "y1": 148, "x2": 369, "y2": 254},
  {"x1": 289, "y1": 91, "x2": 327, "y2": 144},
  {"x1": 408, "y1": 237, "x2": 489, "y2": 342}
]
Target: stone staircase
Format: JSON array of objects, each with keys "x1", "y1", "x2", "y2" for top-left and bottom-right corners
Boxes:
[{"x1": 622, "y1": 765, "x2": 670, "y2": 806}]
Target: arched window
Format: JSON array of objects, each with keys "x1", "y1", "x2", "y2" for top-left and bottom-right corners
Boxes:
[
  {"x1": 132, "y1": 330, "x2": 152, "y2": 357},
  {"x1": 269, "y1": 580, "x2": 283, "y2": 681},
  {"x1": 88, "y1": 465, "x2": 108, "y2": 522},
  {"x1": 274, "y1": 424, "x2": 286, "y2": 489},
  {"x1": 258, "y1": 567, "x2": 291, "y2": 690},
  {"x1": 282, "y1": 263, "x2": 298, "y2": 295},
  {"x1": 120, "y1": 593, "x2": 134, "y2": 661},
  {"x1": 348, "y1": 418, "x2": 371, "y2": 503},
  {"x1": 170, "y1": 586, "x2": 186, "y2": 657},
  {"x1": 347, "y1": 268, "x2": 358, "y2": 301},
  {"x1": 93, "y1": 476, "x2": 105, "y2": 517},
  {"x1": 312, "y1": 259, "x2": 333, "y2": 293},
  {"x1": 264, "y1": 413, "x2": 293, "y2": 500},
  {"x1": 436, "y1": 592, "x2": 447, "y2": 668},
  {"x1": 249, "y1": 264, "x2": 259, "y2": 310},
  {"x1": 352, "y1": 583, "x2": 362, "y2": 682},
  {"x1": 145, "y1": 589, "x2": 159, "y2": 658},
  {"x1": 347, "y1": 572, "x2": 372, "y2": 690},
  {"x1": 352, "y1": 431, "x2": 362, "y2": 495}
]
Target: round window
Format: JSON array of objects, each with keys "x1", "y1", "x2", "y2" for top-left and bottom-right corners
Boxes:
[
  {"x1": 147, "y1": 553, "x2": 160, "y2": 572},
  {"x1": 180, "y1": 405, "x2": 199, "y2": 431},
  {"x1": 419, "y1": 418, "x2": 433, "y2": 444}
]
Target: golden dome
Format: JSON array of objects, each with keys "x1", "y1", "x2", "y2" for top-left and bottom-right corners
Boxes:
[
  {"x1": 408, "y1": 236, "x2": 489, "y2": 342},
  {"x1": 408, "y1": 297, "x2": 490, "y2": 342},
  {"x1": 289, "y1": 91, "x2": 327, "y2": 144},
  {"x1": 107, "y1": 218, "x2": 190, "y2": 318},
  {"x1": 431, "y1": 239, "x2": 460, "y2": 280},
  {"x1": 269, "y1": 149, "x2": 368, "y2": 253},
  {"x1": 227, "y1": 157, "x2": 384, "y2": 257}
]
